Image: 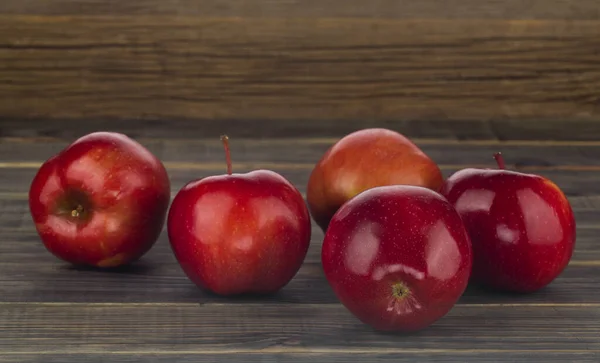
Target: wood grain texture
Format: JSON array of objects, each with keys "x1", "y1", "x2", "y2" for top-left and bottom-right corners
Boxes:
[
  {"x1": 2, "y1": 220, "x2": 599, "y2": 260},
  {"x1": 4, "y1": 137, "x2": 600, "y2": 168},
  {"x1": 2, "y1": 118, "x2": 501, "y2": 140},
  {"x1": 1, "y1": 134, "x2": 599, "y2": 360},
  {"x1": 4, "y1": 352, "x2": 600, "y2": 363},
  {"x1": 0, "y1": 195, "x2": 597, "y2": 305},
  {"x1": 1, "y1": 0, "x2": 600, "y2": 19},
  {"x1": 0, "y1": 240, "x2": 597, "y2": 305},
  {"x1": 0, "y1": 16, "x2": 599, "y2": 123},
  {"x1": 1, "y1": 304, "x2": 599, "y2": 352},
  {"x1": 5, "y1": 118, "x2": 600, "y2": 141},
  {"x1": 3, "y1": 167, "x2": 600, "y2": 200}
]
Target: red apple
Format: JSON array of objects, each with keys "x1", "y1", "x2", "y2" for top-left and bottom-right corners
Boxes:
[
  {"x1": 322, "y1": 185, "x2": 473, "y2": 332},
  {"x1": 307, "y1": 128, "x2": 443, "y2": 232},
  {"x1": 440, "y1": 153, "x2": 576, "y2": 293},
  {"x1": 29, "y1": 131, "x2": 171, "y2": 268},
  {"x1": 167, "y1": 136, "x2": 312, "y2": 296}
]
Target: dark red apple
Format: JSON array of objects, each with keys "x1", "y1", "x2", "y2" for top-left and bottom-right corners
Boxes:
[
  {"x1": 167, "y1": 136, "x2": 311, "y2": 296},
  {"x1": 440, "y1": 153, "x2": 576, "y2": 293},
  {"x1": 322, "y1": 185, "x2": 472, "y2": 332},
  {"x1": 307, "y1": 128, "x2": 443, "y2": 232},
  {"x1": 29, "y1": 132, "x2": 171, "y2": 268}
]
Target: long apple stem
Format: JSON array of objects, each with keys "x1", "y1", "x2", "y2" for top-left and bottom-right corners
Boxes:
[
  {"x1": 221, "y1": 135, "x2": 233, "y2": 175},
  {"x1": 494, "y1": 152, "x2": 506, "y2": 170}
]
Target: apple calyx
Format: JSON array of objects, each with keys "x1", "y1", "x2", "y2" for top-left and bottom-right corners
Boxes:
[
  {"x1": 493, "y1": 152, "x2": 506, "y2": 170},
  {"x1": 56, "y1": 189, "x2": 92, "y2": 222},
  {"x1": 71, "y1": 205, "x2": 85, "y2": 218},
  {"x1": 391, "y1": 281, "x2": 411, "y2": 300},
  {"x1": 220, "y1": 135, "x2": 233, "y2": 175}
]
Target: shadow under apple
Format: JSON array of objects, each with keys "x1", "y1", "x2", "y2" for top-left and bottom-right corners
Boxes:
[{"x1": 61, "y1": 259, "x2": 157, "y2": 276}]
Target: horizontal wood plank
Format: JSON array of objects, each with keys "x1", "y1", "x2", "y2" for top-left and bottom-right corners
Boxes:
[
  {"x1": 0, "y1": 259, "x2": 598, "y2": 305},
  {"x1": 0, "y1": 223, "x2": 597, "y2": 305},
  {"x1": 5, "y1": 138, "x2": 600, "y2": 177},
  {"x1": 4, "y1": 137, "x2": 600, "y2": 169},
  {"x1": 1, "y1": 225, "x2": 599, "y2": 262},
  {"x1": 3, "y1": 352, "x2": 600, "y2": 363},
  {"x1": 1, "y1": 303, "x2": 599, "y2": 353},
  {"x1": 4, "y1": 195, "x2": 600, "y2": 231},
  {"x1": 6, "y1": 118, "x2": 600, "y2": 141},
  {"x1": 1, "y1": 0, "x2": 599, "y2": 19},
  {"x1": 0, "y1": 16, "x2": 599, "y2": 123},
  {"x1": 1, "y1": 180, "x2": 600, "y2": 212},
  {"x1": 1, "y1": 166, "x2": 599, "y2": 201}
]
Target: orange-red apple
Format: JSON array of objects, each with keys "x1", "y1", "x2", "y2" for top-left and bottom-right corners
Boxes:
[{"x1": 307, "y1": 128, "x2": 443, "y2": 232}]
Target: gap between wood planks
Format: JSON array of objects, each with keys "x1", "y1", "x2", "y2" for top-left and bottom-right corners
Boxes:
[
  {"x1": 5, "y1": 136, "x2": 600, "y2": 147},
  {"x1": 0, "y1": 302, "x2": 599, "y2": 308},
  {"x1": 2, "y1": 161, "x2": 600, "y2": 171},
  {"x1": 2, "y1": 348, "x2": 599, "y2": 355}
]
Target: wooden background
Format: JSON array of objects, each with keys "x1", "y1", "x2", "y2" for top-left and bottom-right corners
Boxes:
[
  {"x1": 0, "y1": 0, "x2": 599, "y2": 130},
  {"x1": 1, "y1": 1, "x2": 600, "y2": 362}
]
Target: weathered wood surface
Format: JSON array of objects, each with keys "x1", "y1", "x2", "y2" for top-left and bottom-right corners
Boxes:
[
  {"x1": 1, "y1": 304, "x2": 599, "y2": 352},
  {"x1": 5, "y1": 118, "x2": 600, "y2": 141},
  {"x1": 0, "y1": 11, "x2": 599, "y2": 124},
  {"x1": 4, "y1": 353, "x2": 600, "y2": 363},
  {"x1": 2, "y1": 0, "x2": 599, "y2": 19},
  {"x1": 0, "y1": 130, "x2": 599, "y2": 362}
]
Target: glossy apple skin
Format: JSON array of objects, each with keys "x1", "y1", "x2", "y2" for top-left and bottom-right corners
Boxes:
[
  {"x1": 441, "y1": 168, "x2": 576, "y2": 293},
  {"x1": 29, "y1": 132, "x2": 171, "y2": 268},
  {"x1": 322, "y1": 185, "x2": 472, "y2": 332},
  {"x1": 307, "y1": 128, "x2": 443, "y2": 232},
  {"x1": 167, "y1": 169, "x2": 311, "y2": 296}
]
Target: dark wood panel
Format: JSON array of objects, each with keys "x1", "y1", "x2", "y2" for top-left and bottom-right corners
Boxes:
[
  {"x1": 1, "y1": 167, "x2": 599, "y2": 201},
  {"x1": 5, "y1": 137, "x2": 600, "y2": 168},
  {"x1": 1, "y1": 17, "x2": 599, "y2": 123},
  {"x1": 6, "y1": 118, "x2": 600, "y2": 141},
  {"x1": 4, "y1": 352, "x2": 600, "y2": 363},
  {"x1": 1, "y1": 304, "x2": 599, "y2": 352},
  {"x1": 2, "y1": 225, "x2": 598, "y2": 262},
  {"x1": 0, "y1": 224, "x2": 597, "y2": 304},
  {"x1": 1, "y1": 0, "x2": 599, "y2": 19},
  {"x1": 4, "y1": 195, "x2": 600, "y2": 231},
  {"x1": 0, "y1": 260, "x2": 597, "y2": 305}
]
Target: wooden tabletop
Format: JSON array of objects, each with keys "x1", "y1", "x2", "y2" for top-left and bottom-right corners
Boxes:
[
  {"x1": 1, "y1": 0, "x2": 600, "y2": 361},
  {"x1": 0, "y1": 120, "x2": 599, "y2": 362}
]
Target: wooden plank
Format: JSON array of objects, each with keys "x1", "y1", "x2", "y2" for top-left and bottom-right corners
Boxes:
[
  {"x1": 3, "y1": 137, "x2": 600, "y2": 168},
  {"x1": 0, "y1": 118, "x2": 498, "y2": 141},
  {"x1": 0, "y1": 17, "x2": 599, "y2": 124},
  {"x1": 1, "y1": 0, "x2": 599, "y2": 19},
  {"x1": 3, "y1": 352, "x2": 600, "y2": 363},
  {"x1": 0, "y1": 224, "x2": 597, "y2": 304},
  {"x1": 2, "y1": 224, "x2": 598, "y2": 261},
  {"x1": 1, "y1": 166, "x2": 600, "y2": 200},
  {"x1": 3, "y1": 195, "x2": 600, "y2": 230},
  {"x1": 0, "y1": 304, "x2": 599, "y2": 353},
  {"x1": 7, "y1": 118, "x2": 600, "y2": 141},
  {"x1": 1, "y1": 169, "x2": 600, "y2": 215},
  {"x1": 1, "y1": 226, "x2": 599, "y2": 263},
  {"x1": 0, "y1": 259, "x2": 598, "y2": 305}
]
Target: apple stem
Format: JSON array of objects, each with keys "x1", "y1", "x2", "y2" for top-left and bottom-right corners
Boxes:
[
  {"x1": 493, "y1": 152, "x2": 506, "y2": 170},
  {"x1": 221, "y1": 135, "x2": 233, "y2": 175}
]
